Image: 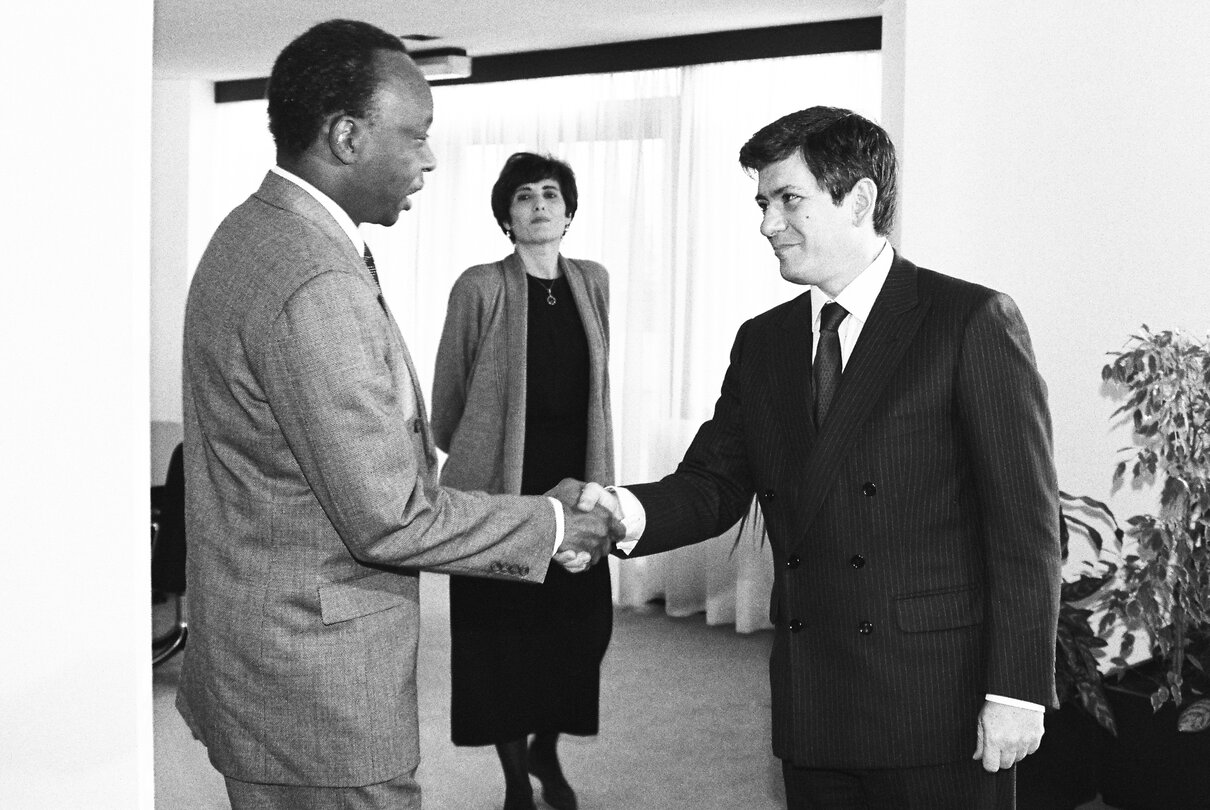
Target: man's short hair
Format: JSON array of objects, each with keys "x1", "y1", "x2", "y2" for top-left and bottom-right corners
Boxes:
[
  {"x1": 490, "y1": 152, "x2": 580, "y2": 239},
  {"x1": 739, "y1": 106, "x2": 898, "y2": 236},
  {"x1": 267, "y1": 19, "x2": 407, "y2": 159}
]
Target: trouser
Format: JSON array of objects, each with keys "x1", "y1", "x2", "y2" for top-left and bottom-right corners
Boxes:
[
  {"x1": 782, "y1": 759, "x2": 1015, "y2": 810},
  {"x1": 224, "y1": 766, "x2": 421, "y2": 810}
]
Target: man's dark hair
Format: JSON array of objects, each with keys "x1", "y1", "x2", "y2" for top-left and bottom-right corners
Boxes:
[
  {"x1": 490, "y1": 152, "x2": 579, "y2": 239},
  {"x1": 267, "y1": 19, "x2": 407, "y2": 159},
  {"x1": 739, "y1": 106, "x2": 898, "y2": 236}
]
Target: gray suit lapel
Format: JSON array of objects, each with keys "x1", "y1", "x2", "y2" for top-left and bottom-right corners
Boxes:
[
  {"x1": 257, "y1": 172, "x2": 435, "y2": 466},
  {"x1": 256, "y1": 171, "x2": 380, "y2": 292},
  {"x1": 389, "y1": 310, "x2": 438, "y2": 468}
]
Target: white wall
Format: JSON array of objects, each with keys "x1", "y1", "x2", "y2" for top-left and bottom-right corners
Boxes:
[
  {"x1": 0, "y1": 3, "x2": 154, "y2": 807},
  {"x1": 150, "y1": 80, "x2": 201, "y2": 472},
  {"x1": 149, "y1": 82, "x2": 278, "y2": 479},
  {"x1": 883, "y1": 0, "x2": 1210, "y2": 527}
]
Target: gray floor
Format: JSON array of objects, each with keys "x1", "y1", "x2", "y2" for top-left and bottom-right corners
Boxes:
[
  {"x1": 154, "y1": 573, "x2": 784, "y2": 809},
  {"x1": 153, "y1": 574, "x2": 1112, "y2": 809}
]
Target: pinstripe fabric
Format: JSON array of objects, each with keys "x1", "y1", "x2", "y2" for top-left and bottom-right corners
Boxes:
[
  {"x1": 177, "y1": 172, "x2": 557, "y2": 788},
  {"x1": 628, "y1": 254, "x2": 1060, "y2": 771},
  {"x1": 782, "y1": 758, "x2": 1014, "y2": 809}
]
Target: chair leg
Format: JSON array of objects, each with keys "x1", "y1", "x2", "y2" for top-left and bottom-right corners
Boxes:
[
  {"x1": 152, "y1": 625, "x2": 188, "y2": 666},
  {"x1": 152, "y1": 593, "x2": 188, "y2": 667}
]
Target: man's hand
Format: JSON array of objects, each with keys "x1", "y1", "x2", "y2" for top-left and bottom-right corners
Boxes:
[
  {"x1": 972, "y1": 700, "x2": 1044, "y2": 772},
  {"x1": 574, "y1": 481, "x2": 621, "y2": 518},
  {"x1": 546, "y1": 478, "x2": 625, "y2": 573}
]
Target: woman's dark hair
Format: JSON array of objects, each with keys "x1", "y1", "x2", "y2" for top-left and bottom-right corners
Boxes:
[
  {"x1": 739, "y1": 106, "x2": 898, "y2": 237},
  {"x1": 267, "y1": 19, "x2": 407, "y2": 159},
  {"x1": 490, "y1": 152, "x2": 579, "y2": 239}
]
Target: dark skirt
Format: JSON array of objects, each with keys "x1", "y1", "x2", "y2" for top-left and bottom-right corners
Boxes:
[
  {"x1": 448, "y1": 273, "x2": 613, "y2": 746},
  {"x1": 449, "y1": 558, "x2": 612, "y2": 745}
]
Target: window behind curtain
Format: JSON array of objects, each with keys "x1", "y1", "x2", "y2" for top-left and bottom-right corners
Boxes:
[{"x1": 204, "y1": 51, "x2": 882, "y2": 626}]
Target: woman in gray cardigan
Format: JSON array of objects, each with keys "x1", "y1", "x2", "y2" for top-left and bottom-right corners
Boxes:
[{"x1": 431, "y1": 153, "x2": 614, "y2": 810}]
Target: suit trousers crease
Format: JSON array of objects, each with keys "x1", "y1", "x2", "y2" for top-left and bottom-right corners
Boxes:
[
  {"x1": 782, "y1": 760, "x2": 1015, "y2": 810},
  {"x1": 224, "y1": 766, "x2": 421, "y2": 810}
]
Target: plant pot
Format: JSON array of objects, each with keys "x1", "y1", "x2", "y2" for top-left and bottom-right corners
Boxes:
[
  {"x1": 1096, "y1": 670, "x2": 1210, "y2": 810},
  {"x1": 1019, "y1": 702, "x2": 1112, "y2": 810}
]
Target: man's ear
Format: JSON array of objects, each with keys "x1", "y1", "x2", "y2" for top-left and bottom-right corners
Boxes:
[
  {"x1": 326, "y1": 114, "x2": 362, "y2": 166},
  {"x1": 848, "y1": 177, "x2": 878, "y2": 228}
]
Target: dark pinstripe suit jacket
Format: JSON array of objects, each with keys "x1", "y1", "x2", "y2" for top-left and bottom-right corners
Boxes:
[{"x1": 628, "y1": 253, "x2": 1061, "y2": 768}]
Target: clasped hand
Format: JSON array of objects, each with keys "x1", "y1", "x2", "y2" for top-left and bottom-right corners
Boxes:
[
  {"x1": 545, "y1": 479, "x2": 625, "y2": 573},
  {"x1": 973, "y1": 700, "x2": 1044, "y2": 772}
]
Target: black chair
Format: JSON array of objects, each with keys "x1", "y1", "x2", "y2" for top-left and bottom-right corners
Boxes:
[{"x1": 151, "y1": 442, "x2": 187, "y2": 666}]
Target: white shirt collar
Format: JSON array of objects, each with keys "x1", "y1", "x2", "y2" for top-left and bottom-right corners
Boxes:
[
  {"x1": 812, "y1": 239, "x2": 893, "y2": 330},
  {"x1": 270, "y1": 165, "x2": 364, "y2": 255}
]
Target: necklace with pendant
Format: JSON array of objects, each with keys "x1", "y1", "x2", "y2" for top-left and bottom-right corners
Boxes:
[{"x1": 529, "y1": 274, "x2": 558, "y2": 305}]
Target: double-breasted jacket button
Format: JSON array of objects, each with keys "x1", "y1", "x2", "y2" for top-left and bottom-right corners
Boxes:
[
  {"x1": 858, "y1": 620, "x2": 874, "y2": 635},
  {"x1": 763, "y1": 489, "x2": 776, "y2": 500},
  {"x1": 785, "y1": 554, "x2": 801, "y2": 570},
  {"x1": 849, "y1": 554, "x2": 866, "y2": 569},
  {"x1": 861, "y1": 482, "x2": 877, "y2": 496},
  {"x1": 789, "y1": 619, "x2": 804, "y2": 633}
]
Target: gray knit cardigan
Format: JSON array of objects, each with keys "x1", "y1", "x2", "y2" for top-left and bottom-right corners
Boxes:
[{"x1": 431, "y1": 252, "x2": 615, "y2": 495}]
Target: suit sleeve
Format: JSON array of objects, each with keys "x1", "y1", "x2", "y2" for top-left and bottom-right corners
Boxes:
[
  {"x1": 262, "y1": 270, "x2": 551, "y2": 581},
  {"x1": 627, "y1": 320, "x2": 756, "y2": 555},
  {"x1": 956, "y1": 292, "x2": 1061, "y2": 707},
  {"x1": 430, "y1": 272, "x2": 482, "y2": 453}
]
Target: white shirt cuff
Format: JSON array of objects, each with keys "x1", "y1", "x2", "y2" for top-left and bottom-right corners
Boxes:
[
  {"x1": 608, "y1": 486, "x2": 646, "y2": 555},
  {"x1": 547, "y1": 496, "x2": 564, "y2": 556},
  {"x1": 985, "y1": 694, "x2": 1045, "y2": 712}
]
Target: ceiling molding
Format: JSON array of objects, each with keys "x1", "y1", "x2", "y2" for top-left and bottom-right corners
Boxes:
[{"x1": 215, "y1": 16, "x2": 879, "y2": 103}]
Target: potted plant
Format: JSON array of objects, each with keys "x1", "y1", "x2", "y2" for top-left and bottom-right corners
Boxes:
[{"x1": 1022, "y1": 327, "x2": 1210, "y2": 810}]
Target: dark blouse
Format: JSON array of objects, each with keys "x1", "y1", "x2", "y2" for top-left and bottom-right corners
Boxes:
[{"x1": 519, "y1": 274, "x2": 590, "y2": 495}]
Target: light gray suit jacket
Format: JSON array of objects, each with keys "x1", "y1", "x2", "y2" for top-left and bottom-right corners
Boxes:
[{"x1": 177, "y1": 171, "x2": 555, "y2": 787}]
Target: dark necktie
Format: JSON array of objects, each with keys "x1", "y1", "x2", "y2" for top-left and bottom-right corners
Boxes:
[
  {"x1": 363, "y1": 244, "x2": 380, "y2": 289},
  {"x1": 814, "y1": 301, "x2": 849, "y2": 427}
]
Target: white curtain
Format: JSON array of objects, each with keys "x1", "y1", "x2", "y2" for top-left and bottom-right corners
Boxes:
[{"x1": 205, "y1": 51, "x2": 882, "y2": 632}]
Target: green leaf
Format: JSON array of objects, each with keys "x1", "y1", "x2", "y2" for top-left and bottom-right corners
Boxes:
[
  {"x1": 1177, "y1": 701, "x2": 1210, "y2": 733},
  {"x1": 1062, "y1": 513, "x2": 1107, "y2": 555},
  {"x1": 1060, "y1": 492, "x2": 1119, "y2": 520},
  {"x1": 1077, "y1": 681, "x2": 1118, "y2": 736},
  {"x1": 1064, "y1": 573, "x2": 1112, "y2": 602}
]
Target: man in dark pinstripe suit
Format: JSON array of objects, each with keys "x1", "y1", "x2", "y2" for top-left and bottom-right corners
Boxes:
[{"x1": 581, "y1": 107, "x2": 1061, "y2": 808}]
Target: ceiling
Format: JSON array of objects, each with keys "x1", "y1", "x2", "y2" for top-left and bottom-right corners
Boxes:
[{"x1": 154, "y1": 0, "x2": 884, "y2": 81}]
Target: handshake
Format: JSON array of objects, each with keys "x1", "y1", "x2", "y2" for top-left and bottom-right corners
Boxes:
[{"x1": 545, "y1": 478, "x2": 626, "y2": 573}]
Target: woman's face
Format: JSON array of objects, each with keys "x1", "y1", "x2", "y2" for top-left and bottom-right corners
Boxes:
[{"x1": 506, "y1": 178, "x2": 572, "y2": 244}]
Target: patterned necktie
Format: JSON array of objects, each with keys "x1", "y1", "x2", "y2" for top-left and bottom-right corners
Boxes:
[
  {"x1": 814, "y1": 301, "x2": 849, "y2": 428},
  {"x1": 363, "y1": 244, "x2": 380, "y2": 289}
]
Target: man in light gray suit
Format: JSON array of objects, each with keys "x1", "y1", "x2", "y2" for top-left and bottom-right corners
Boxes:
[{"x1": 176, "y1": 19, "x2": 619, "y2": 809}]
